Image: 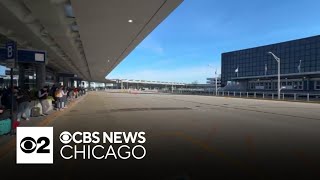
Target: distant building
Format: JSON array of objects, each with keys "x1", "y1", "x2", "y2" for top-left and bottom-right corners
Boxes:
[
  {"x1": 206, "y1": 77, "x2": 221, "y2": 87},
  {"x1": 221, "y1": 35, "x2": 320, "y2": 92},
  {"x1": 108, "y1": 79, "x2": 185, "y2": 90}
]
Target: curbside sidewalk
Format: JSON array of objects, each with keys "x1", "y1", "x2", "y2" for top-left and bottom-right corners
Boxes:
[{"x1": 0, "y1": 93, "x2": 87, "y2": 160}]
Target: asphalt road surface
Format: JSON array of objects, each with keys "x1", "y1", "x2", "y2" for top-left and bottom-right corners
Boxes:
[{"x1": 1, "y1": 91, "x2": 320, "y2": 179}]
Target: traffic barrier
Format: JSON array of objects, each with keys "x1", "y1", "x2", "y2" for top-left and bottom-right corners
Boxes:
[{"x1": 160, "y1": 89, "x2": 320, "y2": 103}]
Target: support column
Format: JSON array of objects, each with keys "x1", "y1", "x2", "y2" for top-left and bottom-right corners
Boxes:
[
  {"x1": 36, "y1": 64, "x2": 46, "y2": 89},
  {"x1": 63, "y1": 77, "x2": 69, "y2": 87},
  {"x1": 70, "y1": 79, "x2": 74, "y2": 87},
  {"x1": 18, "y1": 63, "x2": 26, "y2": 89},
  {"x1": 88, "y1": 81, "x2": 91, "y2": 88},
  {"x1": 55, "y1": 73, "x2": 60, "y2": 84}
]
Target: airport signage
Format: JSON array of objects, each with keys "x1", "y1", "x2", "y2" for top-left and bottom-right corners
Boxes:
[
  {"x1": 18, "y1": 49, "x2": 46, "y2": 64},
  {"x1": 5, "y1": 41, "x2": 17, "y2": 68},
  {"x1": 0, "y1": 47, "x2": 46, "y2": 66}
]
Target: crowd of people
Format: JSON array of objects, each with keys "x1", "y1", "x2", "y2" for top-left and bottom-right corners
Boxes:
[{"x1": 0, "y1": 84, "x2": 86, "y2": 122}]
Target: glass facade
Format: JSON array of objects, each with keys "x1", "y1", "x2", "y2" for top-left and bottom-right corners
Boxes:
[
  {"x1": 248, "y1": 79, "x2": 304, "y2": 91},
  {"x1": 221, "y1": 35, "x2": 320, "y2": 88},
  {"x1": 315, "y1": 80, "x2": 320, "y2": 90}
]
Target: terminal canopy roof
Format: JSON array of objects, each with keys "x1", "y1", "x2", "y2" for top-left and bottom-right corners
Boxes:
[{"x1": 0, "y1": 0, "x2": 182, "y2": 82}]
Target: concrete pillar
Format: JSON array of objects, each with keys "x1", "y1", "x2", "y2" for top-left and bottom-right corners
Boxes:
[
  {"x1": 36, "y1": 63, "x2": 46, "y2": 89},
  {"x1": 18, "y1": 63, "x2": 26, "y2": 88},
  {"x1": 88, "y1": 81, "x2": 91, "y2": 88},
  {"x1": 63, "y1": 77, "x2": 69, "y2": 87},
  {"x1": 55, "y1": 74, "x2": 60, "y2": 84},
  {"x1": 70, "y1": 79, "x2": 75, "y2": 87}
]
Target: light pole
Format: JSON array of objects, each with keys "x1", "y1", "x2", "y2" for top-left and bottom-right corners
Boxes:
[
  {"x1": 298, "y1": 60, "x2": 302, "y2": 73},
  {"x1": 171, "y1": 82, "x2": 174, "y2": 94},
  {"x1": 268, "y1": 52, "x2": 281, "y2": 99},
  {"x1": 208, "y1": 64, "x2": 218, "y2": 96}
]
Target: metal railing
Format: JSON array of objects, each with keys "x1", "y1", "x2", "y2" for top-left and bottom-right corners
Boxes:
[{"x1": 160, "y1": 89, "x2": 320, "y2": 103}]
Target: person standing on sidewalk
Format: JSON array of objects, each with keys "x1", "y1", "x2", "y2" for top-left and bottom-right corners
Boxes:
[
  {"x1": 38, "y1": 86, "x2": 49, "y2": 116},
  {"x1": 54, "y1": 86, "x2": 63, "y2": 111},
  {"x1": 73, "y1": 87, "x2": 78, "y2": 99},
  {"x1": 62, "y1": 86, "x2": 68, "y2": 109},
  {"x1": 16, "y1": 87, "x2": 31, "y2": 121}
]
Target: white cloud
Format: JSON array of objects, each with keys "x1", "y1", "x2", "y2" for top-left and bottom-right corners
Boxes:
[
  {"x1": 137, "y1": 36, "x2": 164, "y2": 55},
  {"x1": 107, "y1": 65, "x2": 221, "y2": 84}
]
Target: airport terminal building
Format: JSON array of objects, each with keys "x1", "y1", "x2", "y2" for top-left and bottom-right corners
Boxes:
[{"x1": 221, "y1": 35, "x2": 320, "y2": 92}]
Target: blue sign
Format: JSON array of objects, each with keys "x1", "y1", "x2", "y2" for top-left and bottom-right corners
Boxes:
[
  {"x1": 18, "y1": 49, "x2": 46, "y2": 63},
  {"x1": 6, "y1": 41, "x2": 16, "y2": 59},
  {"x1": 0, "y1": 48, "x2": 46, "y2": 64}
]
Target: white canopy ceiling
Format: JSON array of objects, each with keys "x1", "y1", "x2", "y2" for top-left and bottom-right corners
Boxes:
[{"x1": 0, "y1": 0, "x2": 183, "y2": 81}]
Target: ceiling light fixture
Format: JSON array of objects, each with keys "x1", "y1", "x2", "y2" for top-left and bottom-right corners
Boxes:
[{"x1": 128, "y1": 19, "x2": 133, "y2": 23}]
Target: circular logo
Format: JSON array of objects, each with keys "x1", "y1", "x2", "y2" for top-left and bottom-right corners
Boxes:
[
  {"x1": 59, "y1": 131, "x2": 72, "y2": 144},
  {"x1": 20, "y1": 137, "x2": 37, "y2": 153}
]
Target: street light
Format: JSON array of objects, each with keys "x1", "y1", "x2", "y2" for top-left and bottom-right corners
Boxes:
[
  {"x1": 208, "y1": 64, "x2": 218, "y2": 96},
  {"x1": 298, "y1": 60, "x2": 302, "y2": 73},
  {"x1": 268, "y1": 52, "x2": 281, "y2": 99}
]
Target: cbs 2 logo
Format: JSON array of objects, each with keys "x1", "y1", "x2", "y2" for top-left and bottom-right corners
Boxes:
[{"x1": 20, "y1": 137, "x2": 50, "y2": 154}]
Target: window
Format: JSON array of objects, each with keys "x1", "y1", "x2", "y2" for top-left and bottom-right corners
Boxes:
[
  {"x1": 315, "y1": 81, "x2": 320, "y2": 90},
  {"x1": 274, "y1": 82, "x2": 278, "y2": 90},
  {"x1": 255, "y1": 82, "x2": 264, "y2": 90},
  {"x1": 249, "y1": 83, "x2": 255, "y2": 90},
  {"x1": 265, "y1": 82, "x2": 272, "y2": 90},
  {"x1": 293, "y1": 81, "x2": 303, "y2": 90}
]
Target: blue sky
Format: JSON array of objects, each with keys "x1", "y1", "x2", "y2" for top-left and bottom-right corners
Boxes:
[{"x1": 107, "y1": 0, "x2": 320, "y2": 83}]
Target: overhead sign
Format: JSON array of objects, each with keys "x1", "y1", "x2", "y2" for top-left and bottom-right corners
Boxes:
[
  {"x1": 5, "y1": 41, "x2": 17, "y2": 68},
  {"x1": 17, "y1": 49, "x2": 46, "y2": 63},
  {"x1": 58, "y1": 73, "x2": 75, "y2": 77},
  {"x1": 0, "y1": 48, "x2": 46, "y2": 64}
]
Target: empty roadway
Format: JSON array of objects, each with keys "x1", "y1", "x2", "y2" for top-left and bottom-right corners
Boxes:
[{"x1": 1, "y1": 91, "x2": 320, "y2": 179}]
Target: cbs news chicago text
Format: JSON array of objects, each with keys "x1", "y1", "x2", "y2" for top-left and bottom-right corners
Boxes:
[
  {"x1": 59, "y1": 131, "x2": 147, "y2": 160},
  {"x1": 17, "y1": 127, "x2": 147, "y2": 164}
]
